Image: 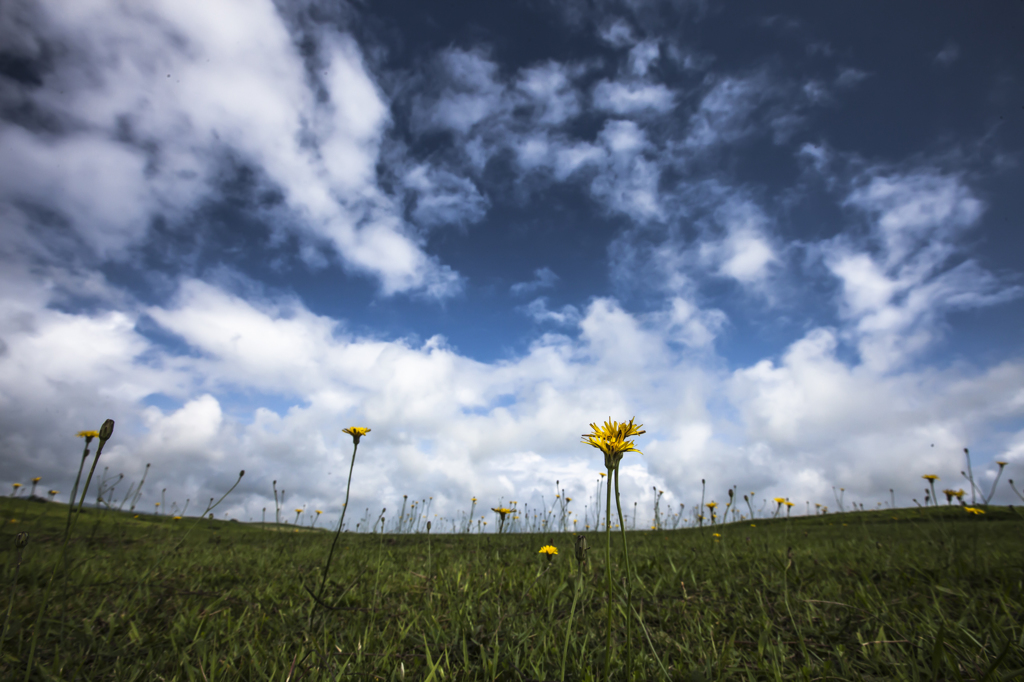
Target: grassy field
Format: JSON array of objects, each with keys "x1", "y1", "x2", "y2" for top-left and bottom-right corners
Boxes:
[{"x1": 1, "y1": 496, "x2": 1022, "y2": 681}]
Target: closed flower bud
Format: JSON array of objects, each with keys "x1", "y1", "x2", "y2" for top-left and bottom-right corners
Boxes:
[{"x1": 98, "y1": 419, "x2": 115, "y2": 442}]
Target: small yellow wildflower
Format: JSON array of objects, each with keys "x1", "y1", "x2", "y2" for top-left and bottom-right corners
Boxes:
[
  {"x1": 922, "y1": 474, "x2": 939, "y2": 481},
  {"x1": 491, "y1": 507, "x2": 513, "y2": 520},
  {"x1": 784, "y1": 501, "x2": 794, "y2": 508},
  {"x1": 750, "y1": 524, "x2": 756, "y2": 527},
  {"x1": 963, "y1": 507, "x2": 985, "y2": 515},
  {"x1": 342, "y1": 426, "x2": 371, "y2": 444},
  {"x1": 773, "y1": 497, "x2": 786, "y2": 504},
  {"x1": 582, "y1": 417, "x2": 645, "y2": 470},
  {"x1": 12, "y1": 483, "x2": 21, "y2": 489},
  {"x1": 706, "y1": 501, "x2": 717, "y2": 509},
  {"x1": 76, "y1": 430, "x2": 99, "y2": 441},
  {"x1": 996, "y1": 461, "x2": 1007, "y2": 467},
  {"x1": 539, "y1": 545, "x2": 558, "y2": 556},
  {"x1": 173, "y1": 516, "x2": 182, "y2": 520},
  {"x1": 32, "y1": 477, "x2": 41, "y2": 483},
  {"x1": 599, "y1": 472, "x2": 606, "y2": 478},
  {"x1": 712, "y1": 533, "x2": 721, "y2": 538}
]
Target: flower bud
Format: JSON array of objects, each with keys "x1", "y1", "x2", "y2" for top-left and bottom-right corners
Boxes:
[
  {"x1": 16, "y1": 532, "x2": 29, "y2": 550},
  {"x1": 98, "y1": 419, "x2": 115, "y2": 442}
]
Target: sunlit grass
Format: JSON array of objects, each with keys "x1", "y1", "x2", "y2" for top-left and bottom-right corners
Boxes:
[{"x1": 1, "y1": 419, "x2": 1022, "y2": 680}]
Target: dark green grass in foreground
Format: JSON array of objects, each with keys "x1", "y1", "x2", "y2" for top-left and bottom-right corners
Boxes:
[{"x1": 2, "y1": 498, "x2": 1022, "y2": 681}]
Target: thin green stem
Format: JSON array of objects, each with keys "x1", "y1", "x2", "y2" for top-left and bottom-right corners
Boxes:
[
  {"x1": 560, "y1": 562, "x2": 584, "y2": 682},
  {"x1": 603, "y1": 466, "x2": 614, "y2": 682},
  {"x1": 614, "y1": 466, "x2": 633, "y2": 681},
  {"x1": 310, "y1": 440, "x2": 359, "y2": 626}
]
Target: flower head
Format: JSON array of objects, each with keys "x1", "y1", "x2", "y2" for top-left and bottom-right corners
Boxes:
[
  {"x1": 77, "y1": 430, "x2": 99, "y2": 442},
  {"x1": 712, "y1": 533, "x2": 721, "y2": 538},
  {"x1": 32, "y1": 477, "x2": 41, "y2": 483},
  {"x1": 963, "y1": 506, "x2": 985, "y2": 515},
  {"x1": 582, "y1": 417, "x2": 645, "y2": 470},
  {"x1": 342, "y1": 427, "x2": 371, "y2": 445},
  {"x1": 706, "y1": 501, "x2": 717, "y2": 509},
  {"x1": 996, "y1": 461, "x2": 1008, "y2": 467},
  {"x1": 922, "y1": 474, "x2": 939, "y2": 481},
  {"x1": 538, "y1": 545, "x2": 558, "y2": 556},
  {"x1": 784, "y1": 501, "x2": 794, "y2": 508},
  {"x1": 13, "y1": 483, "x2": 21, "y2": 489},
  {"x1": 773, "y1": 497, "x2": 786, "y2": 504},
  {"x1": 491, "y1": 507, "x2": 513, "y2": 520}
]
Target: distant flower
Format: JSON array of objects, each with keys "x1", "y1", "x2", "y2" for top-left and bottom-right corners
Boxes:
[
  {"x1": 539, "y1": 545, "x2": 558, "y2": 556},
  {"x1": 963, "y1": 507, "x2": 985, "y2": 515},
  {"x1": 783, "y1": 501, "x2": 794, "y2": 508},
  {"x1": 316, "y1": 510, "x2": 322, "y2": 515},
  {"x1": 32, "y1": 477, "x2": 41, "y2": 483},
  {"x1": 599, "y1": 472, "x2": 606, "y2": 478},
  {"x1": 922, "y1": 474, "x2": 939, "y2": 481},
  {"x1": 342, "y1": 427, "x2": 371, "y2": 445},
  {"x1": 491, "y1": 507, "x2": 513, "y2": 519},
  {"x1": 77, "y1": 430, "x2": 99, "y2": 442},
  {"x1": 173, "y1": 516, "x2": 182, "y2": 520},
  {"x1": 706, "y1": 502, "x2": 718, "y2": 509},
  {"x1": 996, "y1": 461, "x2": 1008, "y2": 467},
  {"x1": 712, "y1": 533, "x2": 721, "y2": 538},
  {"x1": 750, "y1": 524, "x2": 756, "y2": 527}
]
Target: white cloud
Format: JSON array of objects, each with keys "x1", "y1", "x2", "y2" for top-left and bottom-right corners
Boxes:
[
  {"x1": 521, "y1": 297, "x2": 581, "y2": 325},
  {"x1": 511, "y1": 267, "x2": 560, "y2": 296},
  {"x1": 592, "y1": 80, "x2": 676, "y2": 114},
  {"x1": 821, "y1": 169, "x2": 1020, "y2": 371},
  {"x1": 515, "y1": 61, "x2": 583, "y2": 126},
  {"x1": 402, "y1": 164, "x2": 490, "y2": 229},
  {"x1": 683, "y1": 73, "x2": 771, "y2": 150},
  {"x1": 2, "y1": 269, "x2": 1023, "y2": 527},
  {"x1": 0, "y1": 0, "x2": 462, "y2": 298},
  {"x1": 835, "y1": 67, "x2": 868, "y2": 88},
  {"x1": 416, "y1": 47, "x2": 508, "y2": 135},
  {"x1": 934, "y1": 42, "x2": 960, "y2": 66},
  {"x1": 598, "y1": 18, "x2": 637, "y2": 48},
  {"x1": 627, "y1": 40, "x2": 661, "y2": 77}
]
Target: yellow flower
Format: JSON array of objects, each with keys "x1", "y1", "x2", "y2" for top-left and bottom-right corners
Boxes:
[
  {"x1": 922, "y1": 474, "x2": 939, "y2": 481},
  {"x1": 712, "y1": 533, "x2": 721, "y2": 538},
  {"x1": 750, "y1": 524, "x2": 756, "y2": 527},
  {"x1": 582, "y1": 417, "x2": 645, "y2": 469},
  {"x1": 471, "y1": 497, "x2": 477, "y2": 502},
  {"x1": 963, "y1": 507, "x2": 985, "y2": 515},
  {"x1": 12, "y1": 483, "x2": 21, "y2": 489},
  {"x1": 538, "y1": 545, "x2": 558, "y2": 556},
  {"x1": 316, "y1": 510, "x2": 322, "y2": 515},
  {"x1": 996, "y1": 461, "x2": 1007, "y2": 467},
  {"x1": 295, "y1": 508, "x2": 303, "y2": 513},
  {"x1": 491, "y1": 507, "x2": 513, "y2": 520},
  {"x1": 954, "y1": 489, "x2": 965, "y2": 499},
  {"x1": 32, "y1": 477, "x2": 41, "y2": 483},
  {"x1": 706, "y1": 501, "x2": 718, "y2": 509},
  {"x1": 599, "y1": 472, "x2": 606, "y2": 478},
  {"x1": 773, "y1": 497, "x2": 786, "y2": 504},
  {"x1": 784, "y1": 501, "x2": 794, "y2": 508},
  {"x1": 342, "y1": 426, "x2": 371, "y2": 444},
  {"x1": 76, "y1": 430, "x2": 100, "y2": 440},
  {"x1": 173, "y1": 516, "x2": 182, "y2": 520}
]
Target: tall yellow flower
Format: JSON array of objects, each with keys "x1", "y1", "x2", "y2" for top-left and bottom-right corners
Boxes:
[{"x1": 581, "y1": 417, "x2": 645, "y2": 470}]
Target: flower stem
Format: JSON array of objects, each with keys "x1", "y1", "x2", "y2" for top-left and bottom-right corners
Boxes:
[
  {"x1": 310, "y1": 440, "x2": 359, "y2": 625},
  {"x1": 603, "y1": 465, "x2": 614, "y2": 682},
  {"x1": 614, "y1": 466, "x2": 633, "y2": 681}
]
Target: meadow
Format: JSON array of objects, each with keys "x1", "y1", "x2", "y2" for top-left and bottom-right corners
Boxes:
[{"x1": 2, "y1": 494, "x2": 1022, "y2": 681}]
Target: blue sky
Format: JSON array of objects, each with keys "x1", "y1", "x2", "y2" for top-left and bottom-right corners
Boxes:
[{"x1": 1, "y1": 0, "x2": 1023, "y2": 527}]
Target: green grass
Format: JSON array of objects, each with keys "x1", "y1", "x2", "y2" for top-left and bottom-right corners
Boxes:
[{"x1": 2, "y1": 497, "x2": 1022, "y2": 681}]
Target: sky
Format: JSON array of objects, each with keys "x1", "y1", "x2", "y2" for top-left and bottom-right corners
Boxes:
[{"x1": 1, "y1": 0, "x2": 1023, "y2": 529}]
